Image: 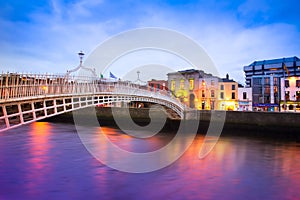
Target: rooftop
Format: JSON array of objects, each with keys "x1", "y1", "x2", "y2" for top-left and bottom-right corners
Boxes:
[{"x1": 246, "y1": 56, "x2": 300, "y2": 66}]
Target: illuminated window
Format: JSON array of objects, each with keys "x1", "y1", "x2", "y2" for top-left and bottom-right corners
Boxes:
[
  {"x1": 285, "y1": 91, "x2": 290, "y2": 100},
  {"x1": 296, "y1": 91, "x2": 300, "y2": 101},
  {"x1": 202, "y1": 80, "x2": 206, "y2": 86},
  {"x1": 296, "y1": 80, "x2": 300, "y2": 88},
  {"x1": 180, "y1": 79, "x2": 185, "y2": 89},
  {"x1": 171, "y1": 80, "x2": 175, "y2": 91},
  {"x1": 189, "y1": 79, "x2": 194, "y2": 90}
]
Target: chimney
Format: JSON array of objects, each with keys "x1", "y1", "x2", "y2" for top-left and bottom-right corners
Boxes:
[{"x1": 226, "y1": 73, "x2": 229, "y2": 79}]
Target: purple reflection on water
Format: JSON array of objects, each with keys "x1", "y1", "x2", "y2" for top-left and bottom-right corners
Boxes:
[{"x1": 0, "y1": 122, "x2": 300, "y2": 199}]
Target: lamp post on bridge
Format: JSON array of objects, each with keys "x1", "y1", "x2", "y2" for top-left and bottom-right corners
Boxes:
[{"x1": 78, "y1": 51, "x2": 85, "y2": 67}]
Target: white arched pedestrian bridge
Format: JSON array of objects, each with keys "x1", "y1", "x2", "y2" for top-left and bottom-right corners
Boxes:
[{"x1": 0, "y1": 73, "x2": 185, "y2": 132}]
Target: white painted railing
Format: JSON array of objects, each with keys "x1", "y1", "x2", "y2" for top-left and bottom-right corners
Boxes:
[{"x1": 0, "y1": 73, "x2": 185, "y2": 132}]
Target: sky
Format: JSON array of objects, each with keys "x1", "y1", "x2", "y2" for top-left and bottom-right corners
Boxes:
[{"x1": 0, "y1": 0, "x2": 299, "y2": 84}]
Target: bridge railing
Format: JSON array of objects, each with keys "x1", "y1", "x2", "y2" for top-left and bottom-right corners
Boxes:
[{"x1": 0, "y1": 73, "x2": 184, "y2": 110}]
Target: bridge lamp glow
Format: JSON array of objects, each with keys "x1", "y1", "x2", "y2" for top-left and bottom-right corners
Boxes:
[{"x1": 41, "y1": 86, "x2": 48, "y2": 91}]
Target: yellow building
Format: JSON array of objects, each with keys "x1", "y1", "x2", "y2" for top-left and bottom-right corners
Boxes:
[
  {"x1": 167, "y1": 69, "x2": 202, "y2": 108},
  {"x1": 217, "y1": 74, "x2": 239, "y2": 111},
  {"x1": 198, "y1": 77, "x2": 219, "y2": 110}
]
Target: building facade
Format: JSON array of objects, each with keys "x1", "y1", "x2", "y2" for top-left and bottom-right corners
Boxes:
[
  {"x1": 244, "y1": 56, "x2": 300, "y2": 87},
  {"x1": 199, "y1": 77, "x2": 219, "y2": 110},
  {"x1": 244, "y1": 56, "x2": 300, "y2": 111},
  {"x1": 238, "y1": 87, "x2": 252, "y2": 111},
  {"x1": 217, "y1": 74, "x2": 239, "y2": 111},
  {"x1": 147, "y1": 79, "x2": 168, "y2": 93},
  {"x1": 167, "y1": 69, "x2": 219, "y2": 109},
  {"x1": 251, "y1": 75, "x2": 280, "y2": 111},
  {"x1": 167, "y1": 69, "x2": 201, "y2": 108},
  {"x1": 280, "y1": 76, "x2": 300, "y2": 112}
]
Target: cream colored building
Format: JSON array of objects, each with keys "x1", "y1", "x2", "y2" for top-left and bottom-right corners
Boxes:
[{"x1": 217, "y1": 74, "x2": 239, "y2": 111}]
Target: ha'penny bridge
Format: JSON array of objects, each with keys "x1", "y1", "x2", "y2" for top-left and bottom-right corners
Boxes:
[{"x1": 0, "y1": 73, "x2": 185, "y2": 133}]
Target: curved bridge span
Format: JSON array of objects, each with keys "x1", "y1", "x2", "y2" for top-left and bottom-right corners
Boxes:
[{"x1": 0, "y1": 73, "x2": 185, "y2": 132}]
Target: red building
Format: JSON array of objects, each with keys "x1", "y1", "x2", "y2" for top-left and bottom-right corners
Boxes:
[{"x1": 147, "y1": 79, "x2": 168, "y2": 93}]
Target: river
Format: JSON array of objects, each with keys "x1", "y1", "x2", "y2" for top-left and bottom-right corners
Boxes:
[{"x1": 0, "y1": 122, "x2": 300, "y2": 199}]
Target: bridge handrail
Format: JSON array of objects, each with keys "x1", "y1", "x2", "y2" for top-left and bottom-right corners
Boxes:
[{"x1": 0, "y1": 73, "x2": 185, "y2": 111}]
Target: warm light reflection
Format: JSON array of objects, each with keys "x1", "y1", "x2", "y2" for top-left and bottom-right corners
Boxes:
[
  {"x1": 97, "y1": 126, "x2": 167, "y2": 153},
  {"x1": 25, "y1": 122, "x2": 52, "y2": 195}
]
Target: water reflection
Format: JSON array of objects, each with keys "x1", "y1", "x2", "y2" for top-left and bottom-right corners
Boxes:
[
  {"x1": 0, "y1": 122, "x2": 299, "y2": 199},
  {"x1": 25, "y1": 122, "x2": 52, "y2": 196}
]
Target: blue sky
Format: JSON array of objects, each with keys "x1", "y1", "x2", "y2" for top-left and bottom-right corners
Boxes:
[{"x1": 0, "y1": 0, "x2": 299, "y2": 84}]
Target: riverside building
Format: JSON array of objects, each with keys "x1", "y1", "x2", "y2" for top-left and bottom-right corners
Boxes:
[
  {"x1": 167, "y1": 69, "x2": 218, "y2": 109},
  {"x1": 243, "y1": 56, "x2": 300, "y2": 111},
  {"x1": 217, "y1": 74, "x2": 239, "y2": 111}
]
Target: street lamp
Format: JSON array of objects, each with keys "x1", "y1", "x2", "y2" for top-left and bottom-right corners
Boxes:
[{"x1": 78, "y1": 51, "x2": 85, "y2": 66}]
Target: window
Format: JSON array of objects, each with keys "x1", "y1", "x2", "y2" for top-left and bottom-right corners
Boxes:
[
  {"x1": 201, "y1": 80, "x2": 206, "y2": 86},
  {"x1": 264, "y1": 77, "x2": 270, "y2": 85},
  {"x1": 273, "y1": 77, "x2": 279, "y2": 85},
  {"x1": 202, "y1": 90, "x2": 205, "y2": 98},
  {"x1": 285, "y1": 80, "x2": 290, "y2": 88},
  {"x1": 180, "y1": 79, "x2": 184, "y2": 89},
  {"x1": 150, "y1": 83, "x2": 154, "y2": 91},
  {"x1": 211, "y1": 90, "x2": 215, "y2": 98},
  {"x1": 264, "y1": 86, "x2": 270, "y2": 94},
  {"x1": 220, "y1": 92, "x2": 224, "y2": 99},
  {"x1": 243, "y1": 92, "x2": 247, "y2": 100},
  {"x1": 274, "y1": 86, "x2": 278, "y2": 93},
  {"x1": 296, "y1": 91, "x2": 300, "y2": 101},
  {"x1": 211, "y1": 80, "x2": 215, "y2": 86},
  {"x1": 296, "y1": 80, "x2": 300, "y2": 88},
  {"x1": 171, "y1": 80, "x2": 175, "y2": 91},
  {"x1": 232, "y1": 84, "x2": 235, "y2": 90},
  {"x1": 157, "y1": 84, "x2": 160, "y2": 91},
  {"x1": 232, "y1": 92, "x2": 236, "y2": 99},
  {"x1": 253, "y1": 77, "x2": 261, "y2": 85},
  {"x1": 220, "y1": 85, "x2": 224, "y2": 90},
  {"x1": 189, "y1": 79, "x2": 194, "y2": 90},
  {"x1": 285, "y1": 91, "x2": 290, "y2": 101}
]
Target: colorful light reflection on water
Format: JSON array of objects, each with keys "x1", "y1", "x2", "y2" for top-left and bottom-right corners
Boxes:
[{"x1": 0, "y1": 122, "x2": 300, "y2": 199}]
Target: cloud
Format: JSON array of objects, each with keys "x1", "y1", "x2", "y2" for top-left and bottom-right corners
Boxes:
[{"x1": 0, "y1": 0, "x2": 299, "y2": 85}]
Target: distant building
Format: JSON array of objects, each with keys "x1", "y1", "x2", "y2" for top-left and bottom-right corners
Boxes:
[
  {"x1": 167, "y1": 69, "x2": 201, "y2": 108},
  {"x1": 167, "y1": 69, "x2": 217, "y2": 109},
  {"x1": 280, "y1": 76, "x2": 300, "y2": 112},
  {"x1": 244, "y1": 56, "x2": 300, "y2": 112},
  {"x1": 217, "y1": 74, "x2": 238, "y2": 111},
  {"x1": 199, "y1": 76, "x2": 219, "y2": 110},
  {"x1": 243, "y1": 56, "x2": 300, "y2": 87},
  {"x1": 251, "y1": 75, "x2": 281, "y2": 111},
  {"x1": 147, "y1": 79, "x2": 167, "y2": 93},
  {"x1": 238, "y1": 86, "x2": 252, "y2": 111}
]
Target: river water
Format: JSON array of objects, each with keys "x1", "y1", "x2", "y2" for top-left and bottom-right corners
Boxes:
[{"x1": 0, "y1": 122, "x2": 300, "y2": 200}]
